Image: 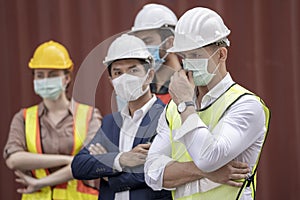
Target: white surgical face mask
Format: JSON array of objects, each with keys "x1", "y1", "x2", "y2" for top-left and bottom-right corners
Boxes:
[
  {"x1": 112, "y1": 71, "x2": 149, "y2": 102},
  {"x1": 34, "y1": 76, "x2": 66, "y2": 100},
  {"x1": 182, "y1": 49, "x2": 219, "y2": 86},
  {"x1": 115, "y1": 95, "x2": 127, "y2": 111}
]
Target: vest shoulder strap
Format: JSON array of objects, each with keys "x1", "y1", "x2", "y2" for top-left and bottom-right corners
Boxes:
[
  {"x1": 199, "y1": 83, "x2": 254, "y2": 129},
  {"x1": 24, "y1": 105, "x2": 42, "y2": 154},
  {"x1": 72, "y1": 103, "x2": 93, "y2": 155}
]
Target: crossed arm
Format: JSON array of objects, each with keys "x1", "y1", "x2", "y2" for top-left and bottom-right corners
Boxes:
[
  {"x1": 5, "y1": 151, "x2": 73, "y2": 194},
  {"x1": 71, "y1": 129, "x2": 151, "y2": 193},
  {"x1": 144, "y1": 109, "x2": 251, "y2": 190}
]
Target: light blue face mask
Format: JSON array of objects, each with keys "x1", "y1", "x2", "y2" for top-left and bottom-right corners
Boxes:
[
  {"x1": 147, "y1": 46, "x2": 165, "y2": 70},
  {"x1": 34, "y1": 76, "x2": 66, "y2": 100},
  {"x1": 182, "y1": 49, "x2": 219, "y2": 86},
  {"x1": 147, "y1": 38, "x2": 169, "y2": 71}
]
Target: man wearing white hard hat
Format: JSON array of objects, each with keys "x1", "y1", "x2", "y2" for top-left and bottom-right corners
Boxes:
[
  {"x1": 71, "y1": 34, "x2": 172, "y2": 199},
  {"x1": 130, "y1": 3, "x2": 182, "y2": 104},
  {"x1": 145, "y1": 7, "x2": 270, "y2": 200}
]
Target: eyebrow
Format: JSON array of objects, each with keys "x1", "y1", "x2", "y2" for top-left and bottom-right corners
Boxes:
[
  {"x1": 112, "y1": 64, "x2": 138, "y2": 71},
  {"x1": 128, "y1": 65, "x2": 138, "y2": 69},
  {"x1": 112, "y1": 67, "x2": 120, "y2": 71}
]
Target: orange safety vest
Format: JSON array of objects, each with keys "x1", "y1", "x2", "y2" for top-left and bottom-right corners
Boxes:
[{"x1": 22, "y1": 103, "x2": 99, "y2": 200}]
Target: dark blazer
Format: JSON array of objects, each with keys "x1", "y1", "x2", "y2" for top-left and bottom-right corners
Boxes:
[{"x1": 71, "y1": 98, "x2": 172, "y2": 200}]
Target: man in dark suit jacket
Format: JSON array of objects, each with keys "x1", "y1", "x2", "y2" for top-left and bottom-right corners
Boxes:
[{"x1": 71, "y1": 34, "x2": 172, "y2": 200}]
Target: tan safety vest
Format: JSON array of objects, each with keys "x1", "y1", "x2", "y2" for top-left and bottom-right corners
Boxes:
[
  {"x1": 166, "y1": 84, "x2": 270, "y2": 200},
  {"x1": 22, "y1": 103, "x2": 99, "y2": 200}
]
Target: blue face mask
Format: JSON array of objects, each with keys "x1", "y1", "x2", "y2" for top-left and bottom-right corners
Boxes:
[
  {"x1": 147, "y1": 46, "x2": 165, "y2": 71},
  {"x1": 147, "y1": 38, "x2": 169, "y2": 71}
]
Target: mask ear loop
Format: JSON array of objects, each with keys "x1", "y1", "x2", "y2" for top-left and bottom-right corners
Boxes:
[
  {"x1": 208, "y1": 48, "x2": 221, "y2": 75},
  {"x1": 158, "y1": 37, "x2": 171, "y2": 61},
  {"x1": 141, "y1": 69, "x2": 152, "y2": 93},
  {"x1": 143, "y1": 69, "x2": 152, "y2": 83},
  {"x1": 159, "y1": 26, "x2": 176, "y2": 60}
]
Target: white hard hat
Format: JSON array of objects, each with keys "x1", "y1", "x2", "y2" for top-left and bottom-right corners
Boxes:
[
  {"x1": 131, "y1": 3, "x2": 178, "y2": 32},
  {"x1": 168, "y1": 7, "x2": 231, "y2": 53},
  {"x1": 103, "y1": 34, "x2": 153, "y2": 66}
]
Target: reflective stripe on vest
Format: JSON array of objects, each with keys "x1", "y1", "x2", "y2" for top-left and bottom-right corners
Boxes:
[
  {"x1": 22, "y1": 103, "x2": 98, "y2": 200},
  {"x1": 166, "y1": 84, "x2": 270, "y2": 200}
]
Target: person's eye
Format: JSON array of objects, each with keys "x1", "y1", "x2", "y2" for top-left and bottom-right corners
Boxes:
[
  {"x1": 35, "y1": 74, "x2": 44, "y2": 79},
  {"x1": 114, "y1": 71, "x2": 122, "y2": 76},
  {"x1": 130, "y1": 68, "x2": 140, "y2": 74}
]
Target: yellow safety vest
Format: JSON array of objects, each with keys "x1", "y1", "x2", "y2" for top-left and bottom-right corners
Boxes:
[
  {"x1": 22, "y1": 103, "x2": 99, "y2": 200},
  {"x1": 166, "y1": 84, "x2": 270, "y2": 200}
]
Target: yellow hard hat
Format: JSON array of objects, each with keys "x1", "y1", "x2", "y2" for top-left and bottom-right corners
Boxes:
[{"x1": 29, "y1": 40, "x2": 74, "y2": 70}]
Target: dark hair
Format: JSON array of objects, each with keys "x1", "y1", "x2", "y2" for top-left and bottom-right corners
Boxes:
[
  {"x1": 158, "y1": 26, "x2": 175, "y2": 41},
  {"x1": 206, "y1": 38, "x2": 229, "y2": 49},
  {"x1": 107, "y1": 59, "x2": 151, "y2": 77},
  {"x1": 63, "y1": 69, "x2": 72, "y2": 90}
]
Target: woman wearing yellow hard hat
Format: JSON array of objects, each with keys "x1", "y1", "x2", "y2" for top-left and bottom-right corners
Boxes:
[{"x1": 3, "y1": 40, "x2": 102, "y2": 200}]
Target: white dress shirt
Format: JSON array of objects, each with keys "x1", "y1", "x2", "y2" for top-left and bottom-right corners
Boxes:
[
  {"x1": 145, "y1": 73, "x2": 266, "y2": 200},
  {"x1": 113, "y1": 95, "x2": 157, "y2": 200}
]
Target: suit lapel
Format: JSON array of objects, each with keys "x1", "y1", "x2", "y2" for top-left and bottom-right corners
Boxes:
[{"x1": 133, "y1": 101, "x2": 164, "y2": 146}]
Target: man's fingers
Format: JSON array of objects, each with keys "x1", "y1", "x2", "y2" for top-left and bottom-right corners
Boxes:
[
  {"x1": 187, "y1": 71, "x2": 195, "y2": 85},
  {"x1": 231, "y1": 166, "x2": 250, "y2": 174},
  {"x1": 230, "y1": 161, "x2": 249, "y2": 169},
  {"x1": 229, "y1": 173, "x2": 248, "y2": 180},
  {"x1": 132, "y1": 144, "x2": 150, "y2": 154},
  {"x1": 178, "y1": 69, "x2": 186, "y2": 76},
  {"x1": 137, "y1": 148, "x2": 148, "y2": 155},
  {"x1": 226, "y1": 180, "x2": 243, "y2": 187},
  {"x1": 137, "y1": 143, "x2": 151, "y2": 149},
  {"x1": 89, "y1": 145, "x2": 97, "y2": 155},
  {"x1": 136, "y1": 153, "x2": 147, "y2": 159},
  {"x1": 96, "y1": 143, "x2": 107, "y2": 153},
  {"x1": 89, "y1": 143, "x2": 107, "y2": 154}
]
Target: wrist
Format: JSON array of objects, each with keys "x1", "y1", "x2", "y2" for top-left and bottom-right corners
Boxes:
[
  {"x1": 64, "y1": 155, "x2": 73, "y2": 164},
  {"x1": 35, "y1": 178, "x2": 46, "y2": 190},
  {"x1": 177, "y1": 101, "x2": 195, "y2": 114},
  {"x1": 180, "y1": 106, "x2": 196, "y2": 124},
  {"x1": 119, "y1": 153, "x2": 127, "y2": 168},
  {"x1": 113, "y1": 153, "x2": 123, "y2": 172}
]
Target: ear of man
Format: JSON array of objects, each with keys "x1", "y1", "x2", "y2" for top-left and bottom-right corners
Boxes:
[
  {"x1": 145, "y1": 69, "x2": 155, "y2": 85},
  {"x1": 164, "y1": 36, "x2": 174, "y2": 50},
  {"x1": 219, "y1": 47, "x2": 227, "y2": 62}
]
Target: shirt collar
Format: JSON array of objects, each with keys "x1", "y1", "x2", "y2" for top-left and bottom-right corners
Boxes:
[
  {"x1": 38, "y1": 100, "x2": 73, "y2": 117},
  {"x1": 201, "y1": 73, "x2": 235, "y2": 108},
  {"x1": 121, "y1": 95, "x2": 157, "y2": 122}
]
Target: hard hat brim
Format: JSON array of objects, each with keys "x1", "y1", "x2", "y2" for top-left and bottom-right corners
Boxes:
[
  {"x1": 28, "y1": 63, "x2": 73, "y2": 70},
  {"x1": 168, "y1": 31, "x2": 231, "y2": 53}
]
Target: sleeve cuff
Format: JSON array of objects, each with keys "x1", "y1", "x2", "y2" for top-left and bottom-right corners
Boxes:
[
  {"x1": 113, "y1": 152, "x2": 123, "y2": 172},
  {"x1": 147, "y1": 155, "x2": 174, "y2": 181},
  {"x1": 174, "y1": 113, "x2": 207, "y2": 141}
]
